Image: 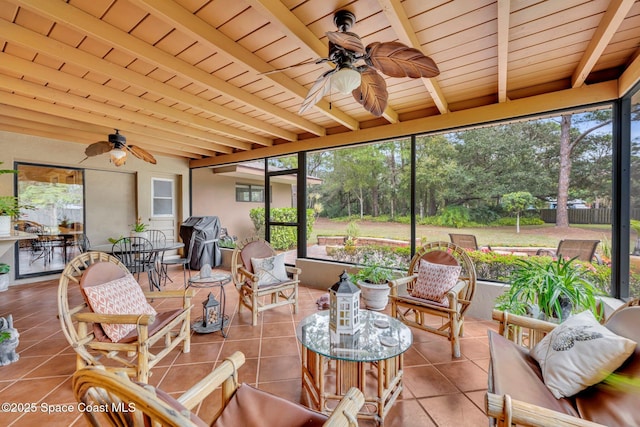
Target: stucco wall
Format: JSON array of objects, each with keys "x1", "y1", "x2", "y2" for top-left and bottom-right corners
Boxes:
[
  {"x1": 191, "y1": 167, "x2": 294, "y2": 242},
  {"x1": 0, "y1": 130, "x2": 190, "y2": 284}
]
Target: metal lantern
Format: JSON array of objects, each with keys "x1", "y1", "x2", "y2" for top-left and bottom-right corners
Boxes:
[
  {"x1": 329, "y1": 270, "x2": 361, "y2": 335},
  {"x1": 202, "y1": 292, "x2": 222, "y2": 330}
]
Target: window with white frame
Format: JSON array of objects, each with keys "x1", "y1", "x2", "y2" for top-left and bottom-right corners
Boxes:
[{"x1": 152, "y1": 178, "x2": 174, "y2": 216}]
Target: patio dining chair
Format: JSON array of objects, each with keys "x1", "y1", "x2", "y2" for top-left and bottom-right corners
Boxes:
[
  {"x1": 389, "y1": 241, "x2": 477, "y2": 358},
  {"x1": 73, "y1": 351, "x2": 364, "y2": 427},
  {"x1": 536, "y1": 239, "x2": 602, "y2": 264},
  {"x1": 111, "y1": 236, "x2": 157, "y2": 290}
]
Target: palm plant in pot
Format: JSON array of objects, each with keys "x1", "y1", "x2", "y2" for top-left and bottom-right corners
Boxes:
[
  {"x1": 351, "y1": 256, "x2": 395, "y2": 311},
  {"x1": 495, "y1": 256, "x2": 603, "y2": 322}
]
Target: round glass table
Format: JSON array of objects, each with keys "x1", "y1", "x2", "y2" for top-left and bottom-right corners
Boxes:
[
  {"x1": 188, "y1": 272, "x2": 232, "y2": 337},
  {"x1": 296, "y1": 310, "x2": 412, "y2": 426}
]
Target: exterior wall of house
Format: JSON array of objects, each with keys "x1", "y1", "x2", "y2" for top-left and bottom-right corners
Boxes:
[
  {"x1": 191, "y1": 167, "x2": 293, "y2": 242},
  {"x1": 0, "y1": 130, "x2": 190, "y2": 284}
]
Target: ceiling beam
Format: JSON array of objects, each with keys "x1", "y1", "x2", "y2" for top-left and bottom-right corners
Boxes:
[
  {"x1": 130, "y1": 0, "x2": 359, "y2": 131},
  {"x1": 13, "y1": 0, "x2": 322, "y2": 138},
  {"x1": 377, "y1": 0, "x2": 448, "y2": 114},
  {"x1": 497, "y1": 0, "x2": 510, "y2": 102},
  {"x1": 571, "y1": 0, "x2": 635, "y2": 88},
  {"x1": 244, "y1": 0, "x2": 385, "y2": 126},
  {"x1": 191, "y1": 80, "x2": 618, "y2": 167},
  {"x1": 0, "y1": 75, "x2": 237, "y2": 154},
  {"x1": 0, "y1": 18, "x2": 282, "y2": 144},
  {"x1": 0, "y1": 53, "x2": 253, "y2": 151},
  {"x1": 0, "y1": 105, "x2": 215, "y2": 157}
]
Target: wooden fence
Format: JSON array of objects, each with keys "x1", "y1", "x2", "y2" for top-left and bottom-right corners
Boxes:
[{"x1": 540, "y1": 208, "x2": 640, "y2": 224}]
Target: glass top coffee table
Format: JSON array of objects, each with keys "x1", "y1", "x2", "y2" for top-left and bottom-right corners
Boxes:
[{"x1": 296, "y1": 310, "x2": 412, "y2": 426}]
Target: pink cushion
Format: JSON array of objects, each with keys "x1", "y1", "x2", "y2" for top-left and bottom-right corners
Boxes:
[
  {"x1": 83, "y1": 273, "x2": 157, "y2": 342},
  {"x1": 411, "y1": 259, "x2": 461, "y2": 306}
]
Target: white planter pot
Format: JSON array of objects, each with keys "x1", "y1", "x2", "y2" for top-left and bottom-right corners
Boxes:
[
  {"x1": 0, "y1": 273, "x2": 9, "y2": 292},
  {"x1": 130, "y1": 231, "x2": 148, "y2": 240},
  {"x1": 358, "y1": 280, "x2": 390, "y2": 311},
  {"x1": 0, "y1": 216, "x2": 11, "y2": 236}
]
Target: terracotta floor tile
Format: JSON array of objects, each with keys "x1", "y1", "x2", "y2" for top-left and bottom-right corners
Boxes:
[
  {"x1": 0, "y1": 275, "x2": 496, "y2": 427},
  {"x1": 420, "y1": 393, "x2": 488, "y2": 427},
  {"x1": 433, "y1": 360, "x2": 488, "y2": 392}
]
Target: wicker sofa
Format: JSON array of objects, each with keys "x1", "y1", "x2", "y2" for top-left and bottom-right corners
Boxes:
[{"x1": 486, "y1": 302, "x2": 640, "y2": 427}]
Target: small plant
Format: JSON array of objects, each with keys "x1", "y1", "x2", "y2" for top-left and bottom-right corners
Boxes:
[
  {"x1": 58, "y1": 216, "x2": 71, "y2": 228},
  {"x1": 496, "y1": 257, "x2": 603, "y2": 322},
  {"x1": 130, "y1": 217, "x2": 148, "y2": 232},
  {"x1": 0, "y1": 196, "x2": 32, "y2": 218},
  {"x1": 0, "y1": 264, "x2": 9, "y2": 275},
  {"x1": 351, "y1": 253, "x2": 395, "y2": 284}
]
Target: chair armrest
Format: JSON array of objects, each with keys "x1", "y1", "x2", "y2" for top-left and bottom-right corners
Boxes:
[
  {"x1": 485, "y1": 392, "x2": 605, "y2": 427},
  {"x1": 177, "y1": 351, "x2": 245, "y2": 411},
  {"x1": 323, "y1": 387, "x2": 365, "y2": 427},
  {"x1": 492, "y1": 310, "x2": 558, "y2": 333},
  {"x1": 237, "y1": 266, "x2": 258, "y2": 283},
  {"x1": 73, "y1": 312, "x2": 155, "y2": 325},
  {"x1": 285, "y1": 266, "x2": 301, "y2": 277},
  {"x1": 143, "y1": 289, "x2": 195, "y2": 299}
]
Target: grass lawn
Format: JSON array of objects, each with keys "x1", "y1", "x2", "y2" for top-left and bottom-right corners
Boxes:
[{"x1": 310, "y1": 217, "x2": 613, "y2": 249}]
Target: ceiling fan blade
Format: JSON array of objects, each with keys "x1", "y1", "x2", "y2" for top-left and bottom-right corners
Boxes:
[
  {"x1": 352, "y1": 67, "x2": 388, "y2": 117},
  {"x1": 366, "y1": 42, "x2": 440, "y2": 78},
  {"x1": 326, "y1": 31, "x2": 365, "y2": 54},
  {"x1": 298, "y1": 69, "x2": 335, "y2": 114},
  {"x1": 84, "y1": 141, "x2": 114, "y2": 157},
  {"x1": 126, "y1": 145, "x2": 157, "y2": 164}
]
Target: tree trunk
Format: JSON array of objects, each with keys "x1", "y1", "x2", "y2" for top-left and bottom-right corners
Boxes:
[{"x1": 556, "y1": 114, "x2": 572, "y2": 228}]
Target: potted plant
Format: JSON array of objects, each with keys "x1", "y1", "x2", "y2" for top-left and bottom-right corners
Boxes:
[
  {"x1": 58, "y1": 216, "x2": 72, "y2": 233},
  {"x1": 130, "y1": 217, "x2": 149, "y2": 239},
  {"x1": 495, "y1": 256, "x2": 603, "y2": 322},
  {"x1": 351, "y1": 258, "x2": 395, "y2": 311}
]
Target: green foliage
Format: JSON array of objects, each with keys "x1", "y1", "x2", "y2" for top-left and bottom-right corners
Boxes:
[
  {"x1": 249, "y1": 207, "x2": 315, "y2": 250},
  {"x1": 435, "y1": 205, "x2": 470, "y2": 228},
  {"x1": 350, "y1": 253, "x2": 396, "y2": 284},
  {"x1": 0, "y1": 263, "x2": 9, "y2": 274},
  {"x1": 130, "y1": 217, "x2": 148, "y2": 232},
  {"x1": 502, "y1": 191, "x2": 536, "y2": 214},
  {"x1": 631, "y1": 219, "x2": 640, "y2": 234},
  {"x1": 491, "y1": 217, "x2": 545, "y2": 226},
  {"x1": 495, "y1": 257, "x2": 603, "y2": 321}
]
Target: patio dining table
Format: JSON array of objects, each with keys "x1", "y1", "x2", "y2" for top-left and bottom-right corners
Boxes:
[{"x1": 89, "y1": 241, "x2": 184, "y2": 290}]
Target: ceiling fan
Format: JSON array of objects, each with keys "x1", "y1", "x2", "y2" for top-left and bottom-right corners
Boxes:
[
  {"x1": 82, "y1": 130, "x2": 157, "y2": 167},
  {"x1": 296, "y1": 10, "x2": 440, "y2": 117}
]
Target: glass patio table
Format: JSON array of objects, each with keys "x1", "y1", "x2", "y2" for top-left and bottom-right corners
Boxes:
[{"x1": 296, "y1": 310, "x2": 412, "y2": 426}]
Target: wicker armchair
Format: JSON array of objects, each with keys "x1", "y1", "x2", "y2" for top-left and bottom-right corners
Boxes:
[
  {"x1": 389, "y1": 241, "x2": 476, "y2": 358},
  {"x1": 73, "y1": 351, "x2": 364, "y2": 427},
  {"x1": 58, "y1": 251, "x2": 193, "y2": 383},
  {"x1": 231, "y1": 237, "x2": 300, "y2": 325}
]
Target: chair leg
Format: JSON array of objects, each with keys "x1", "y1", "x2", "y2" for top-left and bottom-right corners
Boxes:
[{"x1": 450, "y1": 314, "x2": 461, "y2": 358}]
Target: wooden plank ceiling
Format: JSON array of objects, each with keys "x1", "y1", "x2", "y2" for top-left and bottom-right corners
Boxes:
[{"x1": 0, "y1": 0, "x2": 639, "y2": 167}]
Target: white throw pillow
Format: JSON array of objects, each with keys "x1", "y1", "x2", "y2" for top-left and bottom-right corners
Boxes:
[
  {"x1": 530, "y1": 310, "x2": 636, "y2": 398},
  {"x1": 251, "y1": 253, "x2": 289, "y2": 286},
  {"x1": 411, "y1": 259, "x2": 461, "y2": 306},
  {"x1": 83, "y1": 273, "x2": 157, "y2": 342}
]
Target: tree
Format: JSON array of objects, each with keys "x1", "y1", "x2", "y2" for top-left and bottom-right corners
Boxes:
[
  {"x1": 556, "y1": 111, "x2": 612, "y2": 228},
  {"x1": 502, "y1": 191, "x2": 535, "y2": 233}
]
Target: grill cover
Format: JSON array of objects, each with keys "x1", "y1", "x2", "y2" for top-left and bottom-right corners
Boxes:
[{"x1": 179, "y1": 216, "x2": 222, "y2": 269}]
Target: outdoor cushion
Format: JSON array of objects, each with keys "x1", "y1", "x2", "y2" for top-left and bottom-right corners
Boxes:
[
  {"x1": 212, "y1": 383, "x2": 328, "y2": 427},
  {"x1": 487, "y1": 330, "x2": 579, "y2": 417},
  {"x1": 410, "y1": 259, "x2": 461, "y2": 306},
  {"x1": 251, "y1": 253, "x2": 289, "y2": 286},
  {"x1": 83, "y1": 273, "x2": 157, "y2": 342},
  {"x1": 239, "y1": 240, "x2": 273, "y2": 273},
  {"x1": 530, "y1": 310, "x2": 636, "y2": 398}
]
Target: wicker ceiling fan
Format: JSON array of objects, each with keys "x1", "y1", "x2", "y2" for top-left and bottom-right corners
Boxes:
[
  {"x1": 296, "y1": 10, "x2": 440, "y2": 117},
  {"x1": 82, "y1": 130, "x2": 156, "y2": 167}
]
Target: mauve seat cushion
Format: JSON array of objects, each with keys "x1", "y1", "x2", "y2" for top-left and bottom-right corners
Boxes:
[
  {"x1": 488, "y1": 331, "x2": 579, "y2": 417},
  {"x1": 212, "y1": 383, "x2": 328, "y2": 427}
]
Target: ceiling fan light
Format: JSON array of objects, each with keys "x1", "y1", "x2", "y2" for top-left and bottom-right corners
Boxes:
[
  {"x1": 109, "y1": 148, "x2": 126, "y2": 164},
  {"x1": 331, "y1": 67, "x2": 361, "y2": 94}
]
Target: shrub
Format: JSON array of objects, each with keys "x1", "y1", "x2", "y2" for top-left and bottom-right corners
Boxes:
[
  {"x1": 435, "y1": 205, "x2": 470, "y2": 228},
  {"x1": 491, "y1": 216, "x2": 545, "y2": 226},
  {"x1": 249, "y1": 207, "x2": 315, "y2": 250}
]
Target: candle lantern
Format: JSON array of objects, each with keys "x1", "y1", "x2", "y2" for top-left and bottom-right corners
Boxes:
[
  {"x1": 329, "y1": 270, "x2": 361, "y2": 335},
  {"x1": 202, "y1": 292, "x2": 222, "y2": 330}
]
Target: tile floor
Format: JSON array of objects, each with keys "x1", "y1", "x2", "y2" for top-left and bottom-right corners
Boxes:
[{"x1": 0, "y1": 265, "x2": 496, "y2": 426}]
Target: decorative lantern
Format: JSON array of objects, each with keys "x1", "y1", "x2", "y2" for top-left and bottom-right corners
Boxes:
[
  {"x1": 329, "y1": 270, "x2": 361, "y2": 336},
  {"x1": 202, "y1": 292, "x2": 222, "y2": 329}
]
